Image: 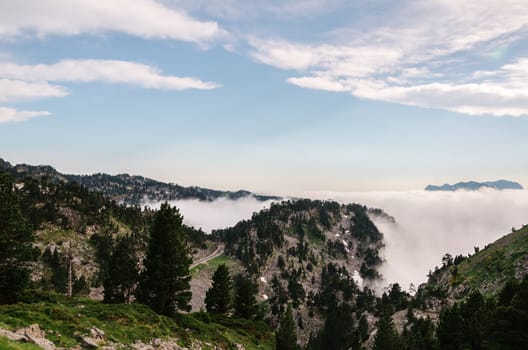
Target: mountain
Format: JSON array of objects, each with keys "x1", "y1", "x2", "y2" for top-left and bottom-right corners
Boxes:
[
  {"x1": 0, "y1": 164, "x2": 394, "y2": 349},
  {"x1": 425, "y1": 179, "x2": 523, "y2": 191},
  {"x1": 0, "y1": 158, "x2": 280, "y2": 205},
  {"x1": 211, "y1": 199, "x2": 389, "y2": 344},
  {"x1": 3, "y1": 159, "x2": 527, "y2": 349}
]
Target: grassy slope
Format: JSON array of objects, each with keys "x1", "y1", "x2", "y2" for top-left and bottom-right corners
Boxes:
[
  {"x1": 450, "y1": 225, "x2": 528, "y2": 296},
  {"x1": 0, "y1": 337, "x2": 43, "y2": 350},
  {"x1": 0, "y1": 291, "x2": 273, "y2": 350},
  {"x1": 191, "y1": 255, "x2": 238, "y2": 276}
]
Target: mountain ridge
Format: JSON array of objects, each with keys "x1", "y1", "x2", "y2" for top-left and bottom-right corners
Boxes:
[
  {"x1": 425, "y1": 179, "x2": 523, "y2": 191},
  {"x1": 0, "y1": 157, "x2": 281, "y2": 205}
]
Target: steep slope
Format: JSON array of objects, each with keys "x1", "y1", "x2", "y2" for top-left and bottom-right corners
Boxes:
[
  {"x1": 0, "y1": 158, "x2": 280, "y2": 205},
  {"x1": 213, "y1": 199, "x2": 389, "y2": 345},
  {"x1": 413, "y1": 224, "x2": 528, "y2": 316}
]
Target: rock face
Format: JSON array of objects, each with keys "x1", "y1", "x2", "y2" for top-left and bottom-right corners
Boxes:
[
  {"x1": 1, "y1": 324, "x2": 58, "y2": 350},
  {"x1": 425, "y1": 180, "x2": 523, "y2": 191}
]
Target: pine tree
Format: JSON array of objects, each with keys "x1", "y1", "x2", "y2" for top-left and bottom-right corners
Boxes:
[
  {"x1": 373, "y1": 312, "x2": 401, "y2": 350},
  {"x1": 205, "y1": 264, "x2": 232, "y2": 314},
  {"x1": 275, "y1": 305, "x2": 299, "y2": 350},
  {"x1": 104, "y1": 234, "x2": 139, "y2": 304},
  {"x1": 0, "y1": 172, "x2": 37, "y2": 304},
  {"x1": 234, "y1": 274, "x2": 258, "y2": 319},
  {"x1": 136, "y1": 203, "x2": 192, "y2": 315}
]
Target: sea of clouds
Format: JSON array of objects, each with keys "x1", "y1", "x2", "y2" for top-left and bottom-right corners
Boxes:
[{"x1": 145, "y1": 189, "x2": 528, "y2": 291}]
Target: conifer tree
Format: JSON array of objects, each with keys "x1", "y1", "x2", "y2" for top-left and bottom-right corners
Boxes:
[
  {"x1": 104, "y1": 234, "x2": 139, "y2": 304},
  {"x1": 0, "y1": 172, "x2": 36, "y2": 304},
  {"x1": 205, "y1": 263, "x2": 232, "y2": 314},
  {"x1": 136, "y1": 203, "x2": 192, "y2": 315},
  {"x1": 234, "y1": 274, "x2": 258, "y2": 319},
  {"x1": 373, "y1": 312, "x2": 401, "y2": 350},
  {"x1": 275, "y1": 305, "x2": 299, "y2": 350}
]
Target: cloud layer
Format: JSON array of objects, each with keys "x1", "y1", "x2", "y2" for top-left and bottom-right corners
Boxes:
[
  {"x1": 150, "y1": 190, "x2": 528, "y2": 291},
  {"x1": 144, "y1": 197, "x2": 275, "y2": 233},
  {"x1": 0, "y1": 0, "x2": 222, "y2": 44},
  {"x1": 309, "y1": 189, "x2": 528, "y2": 290},
  {"x1": 249, "y1": 0, "x2": 528, "y2": 116}
]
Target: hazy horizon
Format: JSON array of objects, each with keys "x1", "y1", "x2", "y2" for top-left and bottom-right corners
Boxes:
[{"x1": 1, "y1": 1, "x2": 528, "y2": 192}]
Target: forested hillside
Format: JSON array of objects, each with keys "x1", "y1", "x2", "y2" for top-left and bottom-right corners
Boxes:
[
  {"x1": 0, "y1": 158, "x2": 280, "y2": 205},
  {"x1": 1, "y1": 161, "x2": 527, "y2": 350}
]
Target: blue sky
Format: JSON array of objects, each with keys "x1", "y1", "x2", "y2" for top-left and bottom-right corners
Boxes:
[{"x1": 1, "y1": 0, "x2": 527, "y2": 193}]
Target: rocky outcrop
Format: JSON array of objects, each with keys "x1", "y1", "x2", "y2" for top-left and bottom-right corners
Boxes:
[{"x1": 0, "y1": 324, "x2": 57, "y2": 350}]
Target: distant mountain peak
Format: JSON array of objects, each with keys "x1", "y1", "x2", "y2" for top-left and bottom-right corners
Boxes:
[{"x1": 425, "y1": 180, "x2": 523, "y2": 191}]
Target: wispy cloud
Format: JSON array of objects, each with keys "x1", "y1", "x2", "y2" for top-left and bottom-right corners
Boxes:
[
  {"x1": 0, "y1": 60, "x2": 221, "y2": 91},
  {"x1": 0, "y1": 0, "x2": 224, "y2": 44},
  {"x1": 249, "y1": 0, "x2": 528, "y2": 116},
  {"x1": 0, "y1": 107, "x2": 51, "y2": 123},
  {"x1": 0, "y1": 59, "x2": 221, "y2": 121},
  {"x1": 0, "y1": 79, "x2": 69, "y2": 103}
]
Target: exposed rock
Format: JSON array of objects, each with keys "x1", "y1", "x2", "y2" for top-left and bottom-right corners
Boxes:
[
  {"x1": 89, "y1": 327, "x2": 105, "y2": 342},
  {"x1": 15, "y1": 324, "x2": 56, "y2": 350},
  {"x1": 132, "y1": 338, "x2": 186, "y2": 350},
  {"x1": 0, "y1": 328, "x2": 28, "y2": 342},
  {"x1": 81, "y1": 336, "x2": 99, "y2": 349},
  {"x1": 16, "y1": 324, "x2": 46, "y2": 339}
]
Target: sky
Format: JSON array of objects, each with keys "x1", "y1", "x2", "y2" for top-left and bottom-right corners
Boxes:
[{"x1": 1, "y1": 0, "x2": 528, "y2": 193}]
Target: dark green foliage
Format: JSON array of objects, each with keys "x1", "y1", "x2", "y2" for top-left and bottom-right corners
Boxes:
[
  {"x1": 358, "y1": 315, "x2": 369, "y2": 342},
  {"x1": 315, "y1": 263, "x2": 358, "y2": 312},
  {"x1": 137, "y1": 203, "x2": 192, "y2": 315},
  {"x1": 373, "y1": 312, "x2": 401, "y2": 350},
  {"x1": 234, "y1": 274, "x2": 258, "y2": 319},
  {"x1": 214, "y1": 199, "x2": 342, "y2": 274},
  {"x1": 41, "y1": 247, "x2": 90, "y2": 296},
  {"x1": 309, "y1": 303, "x2": 359, "y2": 350},
  {"x1": 270, "y1": 275, "x2": 288, "y2": 316},
  {"x1": 402, "y1": 317, "x2": 437, "y2": 350},
  {"x1": 41, "y1": 248, "x2": 68, "y2": 293},
  {"x1": 491, "y1": 276, "x2": 528, "y2": 349},
  {"x1": 103, "y1": 234, "x2": 139, "y2": 304},
  {"x1": 205, "y1": 264, "x2": 232, "y2": 314},
  {"x1": 347, "y1": 204, "x2": 383, "y2": 245},
  {"x1": 275, "y1": 305, "x2": 299, "y2": 350},
  {"x1": 0, "y1": 172, "x2": 37, "y2": 304}
]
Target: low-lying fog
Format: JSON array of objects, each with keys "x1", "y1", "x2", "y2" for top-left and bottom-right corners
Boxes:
[
  {"x1": 144, "y1": 197, "x2": 275, "y2": 233},
  {"x1": 308, "y1": 189, "x2": 528, "y2": 291},
  {"x1": 145, "y1": 189, "x2": 528, "y2": 291}
]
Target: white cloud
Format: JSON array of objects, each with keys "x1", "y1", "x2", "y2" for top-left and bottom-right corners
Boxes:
[
  {"x1": 0, "y1": 107, "x2": 51, "y2": 123},
  {"x1": 306, "y1": 189, "x2": 528, "y2": 290},
  {"x1": 0, "y1": 60, "x2": 221, "y2": 90},
  {"x1": 249, "y1": 0, "x2": 528, "y2": 116},
  {"x1": 169, "y1": 0, "x2": 347, "y2": 21},
  {"x1": 0, "y1": 79, "x2": 69, "y2": 103},
  {"x1": 144, "y1": 197, "x2": 275, "y2": 233},
  {"x1": 0, "y1": 0, "x2": 223, "y2": 44}
]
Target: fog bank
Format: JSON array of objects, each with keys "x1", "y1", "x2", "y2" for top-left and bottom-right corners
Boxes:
[
  {"x1": 144, "y1": 190, "x2": 528, "y2": 291},
  {"x1": 144, "y1": 196, "x2": 275, "y2": 233},
  {"x1": 306, "y1": 189, "x2": 528, "y2": 290}
]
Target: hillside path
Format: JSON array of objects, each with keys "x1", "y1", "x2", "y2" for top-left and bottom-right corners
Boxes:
[{"x1": 190, "y1": 244, "x2": 224, "y2": 269}]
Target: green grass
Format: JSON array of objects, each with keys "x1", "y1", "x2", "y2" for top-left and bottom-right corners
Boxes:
[
  {"x1": 452, "y1": 225, "x2": 528, "y2": 296},
  {"x1": 38, "y1": 229, "x2": 79, "y2": 245},
  {"x1": 0, "y1": 291, "x2": 273, "y2": 350},
  {"x1": 191, "y1": 255, "x2": 236, "y2": 276},
  {"x1": 0, "y1": 337, "x2": 43, "y2": 350}
]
